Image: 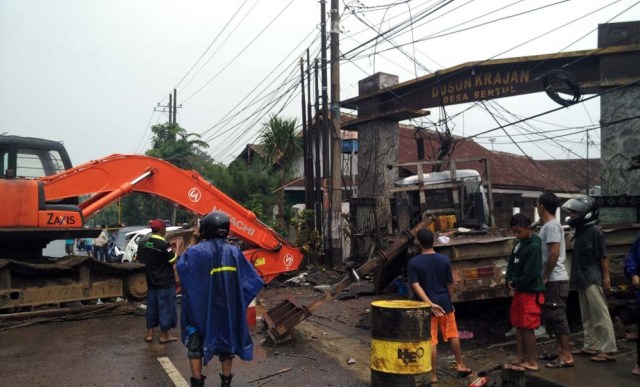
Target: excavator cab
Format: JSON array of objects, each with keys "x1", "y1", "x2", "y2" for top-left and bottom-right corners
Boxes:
[
  {"x1": 0, "y1": 136, "x2": 92, "y2": 259},
  {"x1": 0, "y1": 135, "x2": 73, "y2": 179}
]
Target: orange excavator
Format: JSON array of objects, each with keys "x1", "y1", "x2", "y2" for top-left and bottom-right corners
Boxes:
[{"x1": 0, "y1": 135, "x2": 303, "y2": 312}]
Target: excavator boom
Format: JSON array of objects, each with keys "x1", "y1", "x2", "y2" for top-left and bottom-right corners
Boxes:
[{"x1": 38, "y1": 154, "x2": 304, "y2": 282}]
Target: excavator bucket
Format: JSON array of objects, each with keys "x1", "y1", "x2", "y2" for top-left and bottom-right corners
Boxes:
[{"x1": 262, "y1": 296, "x2": 311, "y2": 344}]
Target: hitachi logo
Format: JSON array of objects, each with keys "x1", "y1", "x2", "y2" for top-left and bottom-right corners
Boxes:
[{"x1": 211, "y1": 206, "x2": 256, "y2": 237}]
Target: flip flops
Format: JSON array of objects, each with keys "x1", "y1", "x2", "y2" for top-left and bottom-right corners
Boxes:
[
  {"x1": 571, "y1": 348, "x2": 598, "y2": 356},
  {"x1": 159, "y1": 336, "x2": 178, "y2": 344},
  {"x1": 503, "y1": 363, "x2": 540, "y2": 372},
  {"x1": 590, "y1": 354, "x2": 616, "y2": 362},
  {"x1": 545, "y1": 358, "x2": 575, "y2": 368}
]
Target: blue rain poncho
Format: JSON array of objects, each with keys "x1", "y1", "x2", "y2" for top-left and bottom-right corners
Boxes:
[{"x1": 177, "y1": 238, "x2": 263, "y2": 364}]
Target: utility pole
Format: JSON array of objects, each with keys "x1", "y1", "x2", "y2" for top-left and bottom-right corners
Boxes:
[
  {"x1": 300, "y1": 58, "x2": 311, "y2": 211},
  {"x1": 155, "y1": 89, "x2": 182, "y2": 124},
  {"x1": 586, "y1": 131, "x2": 590, "y2": 194},
  {"x1": 168, "y1": 94, "x2": 173, "y2": 123},
  {"x1": 173, "y1": 89, "x2": 178, "y2": 124},
  {"x1": 307, "y1": 49, "x2": 315, "y2": 208},
  {"x1": 320, "y1": 0, "x2": 331, "y2": 264},
  {"x1": 329, "y1": 0, "x2": 342, "y2": 266},
  {"x1": 314, "y1": 58, "x2": 322, "y2": 231}
]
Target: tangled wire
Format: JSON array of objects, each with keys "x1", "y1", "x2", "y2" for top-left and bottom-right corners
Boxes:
[{"x1": 542, "y1": 69, "x2": 581, "y2": 107}]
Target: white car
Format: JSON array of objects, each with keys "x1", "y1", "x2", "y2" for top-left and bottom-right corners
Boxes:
[{"x1": 121, "y1": 226, "x2": 182, "y2": 263}]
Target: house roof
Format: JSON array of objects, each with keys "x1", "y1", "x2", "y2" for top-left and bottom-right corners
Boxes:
[
  {"x1": 535, "y1": 159, "x2": 601, "y2": 191},
  {"x1": 236, "y1": 144, "x2": 267, "y2": 163},
  {"x1": 251, "y1": 114, "x2": 596, "y2": 193},
  {"x1": 396, "y1": 127, "x2": 584, "y2": 192}
]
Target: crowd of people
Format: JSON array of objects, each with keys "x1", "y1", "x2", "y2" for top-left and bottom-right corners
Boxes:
[
  {"x1": 408, "y1": 191, "x2": 640, "y2": 381},
  {"x1": 64, "y1": 225, "x2": 113, "y2": 260},
  {"x1": 502, "y1": 193, "x2": 624, "y2": 371}
]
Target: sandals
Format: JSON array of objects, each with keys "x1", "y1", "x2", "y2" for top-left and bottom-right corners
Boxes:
[
  {"x1": 545, "y1": 358, "x2": 575, "y2": 368},
  {"x1": 571, "y1": 348, "x2": 598, "y2": 356},
  {"x1": 590, "y1": 354, "x2": 616, "y2": 362},
  {"x1": 159, "y1": 336, "x2": 178, "y2": 344},
  {"x1": 503, "y1": 363, "x2": 540, "y2": 372}
]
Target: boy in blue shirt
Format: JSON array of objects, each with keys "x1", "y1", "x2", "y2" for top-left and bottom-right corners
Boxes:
[{"x1": 408, "y1": 228, "x2": 472, "y2": 383}]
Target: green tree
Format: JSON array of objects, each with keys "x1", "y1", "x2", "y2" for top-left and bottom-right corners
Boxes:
[
  {"x1": 220, "y1": 158, "x2": 280, "y2": 225},
  {"x1": 118, "y1": 123, "x2": 211, "y2": 226},
  {"x1": 259, "y1": 115, "x2": 302, "y2": 230},
  {"x1": 146, "y1": 122, "x2": 210, "y2": 173}
]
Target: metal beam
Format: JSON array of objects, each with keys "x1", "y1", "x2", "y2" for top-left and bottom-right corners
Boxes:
[{"x1": 342, "y1": 44, "x2": 640, "y2": 117}]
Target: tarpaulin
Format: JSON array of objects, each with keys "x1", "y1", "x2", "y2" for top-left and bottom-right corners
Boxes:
[{"x1": 177, "y1": 239, "x2": 263, "y2": 364}]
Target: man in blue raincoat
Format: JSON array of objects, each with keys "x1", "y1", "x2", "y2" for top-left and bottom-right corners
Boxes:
[{"x1": 177, "y1": 211, "x2": 263, "y2": 387}]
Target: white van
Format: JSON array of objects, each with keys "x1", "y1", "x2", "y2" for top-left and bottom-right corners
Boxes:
[{"x1": 121, "y1": 226, "x2": 182, "y2": 263}]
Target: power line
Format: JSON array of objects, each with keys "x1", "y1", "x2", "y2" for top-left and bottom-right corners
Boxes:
[
  {"x1": 338, "y1": 0, "x2": 633, "y2": 131},
  {"x1": 182, "y1": 0, "x2": 295, "y2": 103},
  {"x1": 136, "y1": 109, "x2": 158, "y2": 154},
  {"x1": 198, "y1": 29, "x2": 320, "y2": 141},
  {"x1": 466, "y1": 79, "x2": 640, "y2": 140},
  {"x1": 347, "y1": 0, "x2": 569, "y2": 60},
  {"x1": 173, "y1": 0, "x2": 253, "y2": 92}
]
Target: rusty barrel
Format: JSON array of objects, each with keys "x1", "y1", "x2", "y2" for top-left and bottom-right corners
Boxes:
[{"x1": 370, "y1": 300, "x2": 432, "y2": 386}]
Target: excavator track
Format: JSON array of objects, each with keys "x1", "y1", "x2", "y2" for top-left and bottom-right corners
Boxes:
[{"x1": 0, "y1": 255, "x2": 147, "y2": 313}]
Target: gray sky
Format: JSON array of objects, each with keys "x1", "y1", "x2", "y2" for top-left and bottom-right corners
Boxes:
[{"x1": 2, "y1": 0, "x2": 639, "y2": 166}]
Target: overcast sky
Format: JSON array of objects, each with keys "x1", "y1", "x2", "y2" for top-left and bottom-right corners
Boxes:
[{"x1": 1, "y1": 0, "x2": 639, "y2": 166}]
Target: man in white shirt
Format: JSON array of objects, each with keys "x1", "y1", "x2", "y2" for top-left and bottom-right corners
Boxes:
[{"x1": 538, "y1": 191, "x2": 574, "y2": 368}]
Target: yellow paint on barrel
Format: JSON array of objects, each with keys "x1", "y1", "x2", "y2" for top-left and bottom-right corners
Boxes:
[
  {"x1": 370, "y1": 338, "x2": 432, "y2": 374},
  {"x1": 370, "y1": 300, "x2": 432, "y2": 386}
]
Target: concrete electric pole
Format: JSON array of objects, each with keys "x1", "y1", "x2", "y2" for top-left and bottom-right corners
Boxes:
[{"x1": 329, "y1": 0, "x2": 342, "y2": 266}]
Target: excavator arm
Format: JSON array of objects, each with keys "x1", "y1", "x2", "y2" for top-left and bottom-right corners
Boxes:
[{"x1": 38, "y1": 154, "x2": 303, "y2": 283}]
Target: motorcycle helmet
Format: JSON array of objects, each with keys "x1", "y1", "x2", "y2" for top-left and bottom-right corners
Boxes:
[
  {"x1": 561, "y1": 195, "x2": 598, "y2": 227},
  {"x1": 200, "y1": 211, "x2": 230, "y2": 239}
]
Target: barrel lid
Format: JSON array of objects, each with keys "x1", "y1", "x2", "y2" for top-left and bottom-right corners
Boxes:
[{"x1": 371, "y1": 300, "x2": 431, "y2": 309}]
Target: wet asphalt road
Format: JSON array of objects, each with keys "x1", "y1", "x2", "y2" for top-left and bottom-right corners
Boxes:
[
  {"x1": 0, "y1": 306, "x2": 368, "y2": 387},
  {"x1": 3, "y1": 287, "x2": 638, "y2": 387}
]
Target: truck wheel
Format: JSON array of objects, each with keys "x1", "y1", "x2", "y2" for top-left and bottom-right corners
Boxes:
[{"x1": 124, "y1": 273, "x2": 148, "y2": 300}]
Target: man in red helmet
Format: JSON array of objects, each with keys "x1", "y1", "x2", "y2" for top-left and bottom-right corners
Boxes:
[{"x1": 138, "y1": 219, "x2": 178, "y2": 344}]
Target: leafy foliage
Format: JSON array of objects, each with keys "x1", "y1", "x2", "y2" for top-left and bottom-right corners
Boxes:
[
  {"x1": 205, "y1": 158, "x2": 279, "y2": 225},
  {"x1": 259, "y1": 115, "x2": 302, "y2": 229},
  {"x1": 290, "y1": 209, "x2": 323, "y2": 265},
  {"x1": 146, "y1": 122, "x2": 210, "y2": 173}
]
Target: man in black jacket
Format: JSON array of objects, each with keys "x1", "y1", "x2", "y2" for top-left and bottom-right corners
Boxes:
[
  {"x1": 138, "y1": 219, "x2": 178, "y2": 344},
  {"x1": 562, "y1": 196, "x2": 617, "y2": 362}
]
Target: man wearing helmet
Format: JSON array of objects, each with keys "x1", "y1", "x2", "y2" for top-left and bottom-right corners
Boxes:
[
  {"x1": 562, "y1": 195, "x2": 617, "y2": 362},
  {"x1": 177, "y1": 211, "x2": 263, "y2": 387}
]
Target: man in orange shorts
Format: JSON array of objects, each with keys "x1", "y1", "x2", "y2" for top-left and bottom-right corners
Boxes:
[
  {"x1": 408, "y1": 228, "x2": 472, "y2": 383},
  {"x1": 504, "y1": 213, "x2": 545, "y2": 372}
]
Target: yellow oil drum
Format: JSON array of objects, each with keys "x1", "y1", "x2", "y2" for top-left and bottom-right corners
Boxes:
[{"x1": 370, "y1": 300, "x2": 432, "y2": 386}]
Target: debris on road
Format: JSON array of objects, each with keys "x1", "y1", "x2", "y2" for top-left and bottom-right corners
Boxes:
[{"x1": 247, "y1": 367, "x2": 293, "y2": 384}]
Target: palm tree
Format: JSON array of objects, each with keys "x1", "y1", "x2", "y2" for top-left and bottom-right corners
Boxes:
[
  {"x1": 147, "y1": 123, "x2": 210, "y2": 172},
  {"x1": 259, "y1": 115, "x2": 302, "y2": 230}
]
